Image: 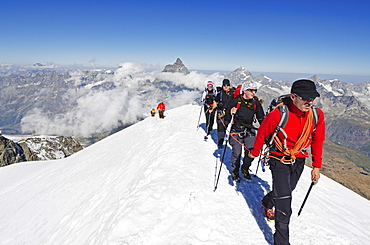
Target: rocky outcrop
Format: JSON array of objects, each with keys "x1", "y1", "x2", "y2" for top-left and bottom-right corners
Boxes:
[
  {"x1": 21, "y1": 136, "x2": 83, "y2": 161},
  {"x1": 162, "y1": 58, "x2": 190, "y2": 74},
  {"x1": 0, "y1": 135, "x2": 83, "y2": 167},
  {"x1": 0, "y1": 136, "x2": 24, "y2": 167}
]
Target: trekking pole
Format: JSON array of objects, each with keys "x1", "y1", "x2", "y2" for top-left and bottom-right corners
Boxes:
[
  {"x1": 255, "y1": 145, "x2": 265, "y2": 176},
  {"x1": 298, "y1": 180, "x2": 316, "y2": 216},
  {"x1": 255, "y1": 145, "x2": 268, "y2": 176},
  {"x1": 206, "y1": 107, "x2": 212, "y2": 134},
  {"x1": 261, "y1": 158, "x2": 265, "y2": 172},
  {"x1": 214, "y1": 115, "x2": 234, "y2": 192},
  {"x1": 196, "y1": 105, "x2": 203, "y2": 130},
  {"x1": 255, "y1": 154, "x2": 263, "y2": 176}
]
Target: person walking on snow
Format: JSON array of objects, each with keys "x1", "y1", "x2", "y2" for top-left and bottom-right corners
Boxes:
[
  {"x1": 150, "y1": 108, "x2": 156, "y2": 117},
  {"x1": 214, "y1": 79, "x2": 235, "y2": 148},
  {"x1": 248, "y1": 79, "x2": 325, "y2": 245},
  {"x1": 201, "y1": 81, "x2": 216, "y2": 138},
  {"x1": 157, "y1": 100, "x2": 166, "y2": 119},
  {"x1": 229, "y1": 81, "x2": 264, "y2": 181}
]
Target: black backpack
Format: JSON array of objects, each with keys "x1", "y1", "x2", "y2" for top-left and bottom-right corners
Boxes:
[{"x1": 267, "y1": 94, "x2": 290, "y2": 114}]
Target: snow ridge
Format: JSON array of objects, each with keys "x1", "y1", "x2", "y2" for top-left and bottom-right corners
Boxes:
[{"x1": 0, "y1": 105, "x2": 369, "y2": 244}]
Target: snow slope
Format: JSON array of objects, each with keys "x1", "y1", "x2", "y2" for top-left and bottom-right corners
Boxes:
[{"x1": 0, "y1": 104, "x2": 369, "y2": 245}]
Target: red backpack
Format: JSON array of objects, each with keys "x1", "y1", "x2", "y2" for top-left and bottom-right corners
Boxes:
[{"x1": 233, "y1": 84, "x2": 243, "y2": 98}]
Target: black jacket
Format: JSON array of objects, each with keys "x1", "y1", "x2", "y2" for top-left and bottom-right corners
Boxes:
[
  {"x1": 202, "y1": 89, "x2": 216, "y2": 109},
  {"x1": 230, "y1": 95, "x2": 265, "y2": 132},
  {"x1": 215, "y1": 88, "x2": 234, "y2": 115}
]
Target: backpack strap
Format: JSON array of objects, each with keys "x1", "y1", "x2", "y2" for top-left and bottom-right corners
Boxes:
[
  {"x1": 312, "y1": 107, "x2": 319, "y2": 129},
  {"x1": 277, "y1": 104, "x2": 289, "y2": 129},
  {"x1": 267, "y1": 104, "x2": 289, "y2": 147}
]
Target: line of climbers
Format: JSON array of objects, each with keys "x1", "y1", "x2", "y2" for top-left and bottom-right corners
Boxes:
[{"x1": 200, "y1": 78, "x2": 325, "y2": 245}]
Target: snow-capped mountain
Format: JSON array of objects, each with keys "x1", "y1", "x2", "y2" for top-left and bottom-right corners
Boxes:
[
  {"x1": 0, "y1": 62, "x2": 95, "y2": 77},
  {"x1": 311, "y1": 75, "x2": 370, "y2": 106},
  {"x1": 0, "y1": 105, "x2": 368, "y2": 244},
  {"x1": 162, "y1": 58, "x2": 190, "y2": 74},
  {"x1": 224, "y1": 67, "x2": 370, "y2": 156},
  {"x1": 223, "y1": 66, "x2": 253, "y2": 83},
  {"x1": 0, "y1": 60, "x2": 369, "y2": 181}
]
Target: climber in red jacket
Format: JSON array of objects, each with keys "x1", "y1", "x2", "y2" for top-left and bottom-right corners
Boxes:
[
  {"x1": 249, "y1": 79, "x2": 325, "y2": 245},
  {"x1": 157, "y1": 100, "x2": 166, "y2": 119}
]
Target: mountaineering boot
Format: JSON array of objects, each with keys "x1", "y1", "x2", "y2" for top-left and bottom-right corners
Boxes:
[
  {"x1": 242, "y1": 169, "x2": 251, "y2": 180},
  {"x1": 232, "y1": 173, "x2": 240, "y2": 182},
  {"x1": 261, "y1": 201, "x2": 275, "y2": 221}
]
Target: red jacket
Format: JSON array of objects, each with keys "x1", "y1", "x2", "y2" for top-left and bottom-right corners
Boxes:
[
  {"x1": 250, "y1": 102, "x2": 325, "y2": 168},
  {"x1": 157, "y1": 103, "x2": 165, "y2": 110}
]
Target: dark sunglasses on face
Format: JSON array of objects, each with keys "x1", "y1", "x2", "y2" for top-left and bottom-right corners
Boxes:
[
  {"x1": 246, "y1": 89, "x2": 257, "y2": 93},
  {"x1": 294, "y1": 93, "x2": 316, "y2": 101}
]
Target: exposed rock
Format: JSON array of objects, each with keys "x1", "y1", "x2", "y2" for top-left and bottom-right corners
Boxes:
[
  {"x1": 0, "y1": 135, "x2": 83, "y2": 167},
  {"x1": 0, "y1": 135, "x2": 24, "y2": 167},
  {"x1": 20, "y1": 136, "x2": 83, "y2": 161},
  {"x1": 18, "y1": 141, "x2": 38, "y2": 161},
  {"x1": 162, "y1": 58, "x2": 190, "y2": 74}
]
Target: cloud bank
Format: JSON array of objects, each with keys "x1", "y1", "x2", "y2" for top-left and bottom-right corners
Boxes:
[{"x1": 21, "y1": 62, "x2": 224, "y2": 137}]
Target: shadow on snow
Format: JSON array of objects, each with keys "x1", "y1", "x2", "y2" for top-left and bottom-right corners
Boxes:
[
  {"x1": 198, "y1": 123, "x2": 218, "y2": 143},
  {"x1": 210, "y1": 129, "x2": 274, "y2": 245}
]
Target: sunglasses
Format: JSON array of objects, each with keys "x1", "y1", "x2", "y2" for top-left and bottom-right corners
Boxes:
[
  {"x1": 294, "y1": 93, "x2": 316, "y2": 101},
  {"x1": 246, "y1": 89, "x2": 257, "y2": 93}
]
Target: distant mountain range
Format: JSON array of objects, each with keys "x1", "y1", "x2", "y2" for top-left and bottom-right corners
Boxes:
[
  {"x1": 1, "y1": 60, "x2": 369, "y2": 152},
  {"x1": 224, "y1": 67, "x2": 370, "y2": 155},
  {"x1": 0, "y1": 59, "x2": 369, "y2": 199},
  {"x1": 1, "y1": 60, "x2": 370, "y2": 154}
]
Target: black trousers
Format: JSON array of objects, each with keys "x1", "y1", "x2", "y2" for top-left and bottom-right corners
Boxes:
[
  {"x1": 204, "y1": 108, "x2": 215, "y2": 135},
  {"x1": 262, "y1": 157, "x2": 305, "y2": 245},
  {"x1": 216, "y1": 115, "x2": 230, "y2": 145},
  {"x1": 158, "y1": 110, "x2": 165, "y2": 119}
]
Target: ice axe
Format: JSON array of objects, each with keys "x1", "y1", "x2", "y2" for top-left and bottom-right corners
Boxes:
[{"x1": 298, "y1": 179, "x2": 316, "y2": 216}]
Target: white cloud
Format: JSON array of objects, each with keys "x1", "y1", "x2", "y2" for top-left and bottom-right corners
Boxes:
[{"x1": 21, "y1": 62, "x2": 223, "y2": 137}]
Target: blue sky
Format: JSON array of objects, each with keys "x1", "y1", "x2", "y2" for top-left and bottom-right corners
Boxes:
[{"x1": 1, "y1": 0, "x2": 370, "y2": 80}]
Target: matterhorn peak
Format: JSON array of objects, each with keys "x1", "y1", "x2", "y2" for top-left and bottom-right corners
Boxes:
[
  {"x1": 174, "y1": 58, "x2": 184, "y2": 65},
  {"x1": 162, "y1": 58, "x2": 190, "y2": 74}
]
